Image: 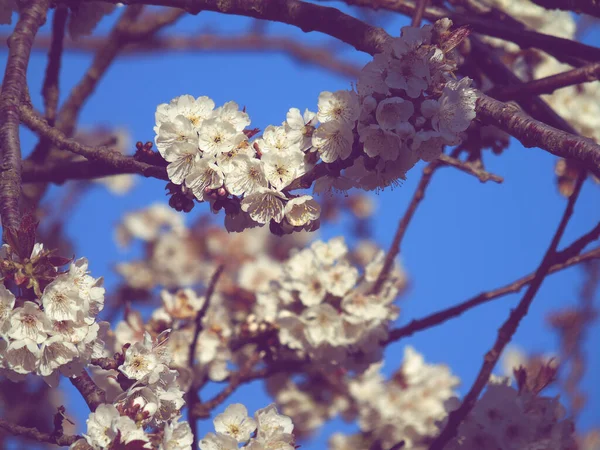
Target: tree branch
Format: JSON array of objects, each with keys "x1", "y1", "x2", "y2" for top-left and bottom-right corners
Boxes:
[
  {"x1": 81, "y1": 0, "x2": 391, "y2": 55},
  {"x1": 0, "y1": 418, "x2": 80, "y2": 447},
  {"x1": 531, "y1": 0, "x2": 600, "y2": 18},
  {"x1": 69, "y1": 370, "x2": 107, "y2": 412},
  {"x1": 19, "y1": 103, "x2": 169, "y2": 181},
  {"x1": 489, "y1": 62, "x2": 600, "y2": 101},
  {"x1": 438, "y1": 154, "x2": 503, "y2": 183},
  {"x1": 336, "y1": 0, "x2": 594, "y2": 67},
  {"x1": 188, "y1": 264, "x2": 225, "y2": 446},
  {"x1": 41, "y1": 5, "x2": 68, "y2": 126},
  {"x1": 475, "y1": 93, "x2": 600, "y2": 178},
  {"x1": 386, "y1": 246, "x2": 600, "y2": 343},
  {"x1": 192, "y1": 352, "x2": 262, "y2": 419},
  {"x1": 430, "y1": 171, "x2": 588, "y2": 449},
  {"x1": 371, "y1": 161, "x2": 439, "y2": 294},
  {"x1": 0, "y1": 0, "x2": 49, "y2": 233},
  {"x1": 10, "y1": 32, "x2": 362, "y2": 79}
]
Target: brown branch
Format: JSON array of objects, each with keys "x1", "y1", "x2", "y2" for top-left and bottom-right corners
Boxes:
[
  {"x1": 69, "y1": 370, "x2": 106, "y2": 412},
  {"x1": 19, "y1": 103, "x2": 168, "y2": 181},
  {"x1": 21, "y1": 158, "x2": 166, "y2": 184},
  {"x1": 13, "y1": 32, "x2": 362, "y2": 79},
  {"x1": 371, "y1": 161, "x2": 439, "y2": 294},
  {"x1": 82, "y1": 0, "x2": 391, "y2": 55},
  {"x1": 386, "y1": 246, "x2": 600, "y2": 343},
  {"x1": 429, "y1": 171, "x2": 587, "y2": 449},
  {"x1": 55, "y1": 5, "x2": 145, "y2": 138},
  {"x1": 411, "y1": 0, "x2": 428, "y2": 26},
  {"x1": 188, "y1": 264, "x2": 225, "y2": 445},
  {"x1": 0, "y1": 419, "x2": 80, "y2": 447},
  {"x1": 475, "y1": 93, "x2": 600, "y2": 178},
  {"x1": 336, "y1": 0, "x2": 593, "y2": 67},
  {"x1": 489, "y1": 62, "x2": 600, "y2": 101},
  {"x1": 41, "y1": 5, "x2": 68, "y2": 126},
  {"x1": 192, "y1": 352, "x2": 262, "y2": 419},
  {"x1": 438, "y1": 154, "x2": 503, "y2": 183},
  {"x1": 0, "y1": 0, "x2": 49, "y2": 233},
  {"x1": 468, "y1": 36, "x2": 579, "y2": 136},
  {"x1": 531, "y1": 0, "x2": 600, "y2": 18}
]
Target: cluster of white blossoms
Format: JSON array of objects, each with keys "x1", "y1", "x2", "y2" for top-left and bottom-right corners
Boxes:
[
  {"x1": 258, "y1": 236, "x2": 406, "y2": 370},
  {"x1": 446, "y1": 378, "x2": 577, "y2": 450},
  {"x1": 72, "y1": 332, "x2": 192, "y2": 449},
  {"x1": 329, "y1": 347, "x2": 459, "y2": 449},
  {"x1": 481, "y1": 0, "x2": 600, "y2": 144},
  {"x1": 0, "y1": 243, "x2": 106, "y2": 385},
  {"x1": 155, "y1": 20, "x2": 477, "y2": 233},
  {"x1": 199, "y1": 403, "x2": 296, "y2": 450}
]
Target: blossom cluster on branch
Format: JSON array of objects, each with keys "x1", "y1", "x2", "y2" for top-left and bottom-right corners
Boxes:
[
  {"x1": 0, "y1": 242, "x2": 106, "y2": 385},
  {"x1": 154, "y1": 20, "x2": 477, "y2": 234}
]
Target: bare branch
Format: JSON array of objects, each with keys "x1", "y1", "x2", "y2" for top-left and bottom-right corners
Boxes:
[
  {"x1": 82, "y1": 0, "x2": 391, "y2": 55},
  {"x1": 0, "y1": 418, "x2": 80, "y2": 447},
  {"x1": 387, "y1": 247, "x2": 600, "y2": 343},
  {"x1": 371, "y1": 161, "x2": 439, "y2": 294},
  {"x1": 19, "y1": 103, "x2": 169, "y2": 181},
  {"x1": 69, "y1": 370, "x2": 107, "y2": 412},
  {"x1": 489, "y1": 62, "x2": 600, "y2": 101},
  {"x1": 531, "y1": 0, "x2": 600, "y2": 18},
  {"x1": 192, "y1": 353, "x2": 262, "y2": 420},
  {"x1": 188, "y1": 265, "x2": 225, "y2": 446},
  {"x1": 41, "y1": 5, "x2": 68, "y2": 126},
  {"x1": 438, "y1": 154, "x2": 503, "y2": 183},
  {"x1": 411, "y1": 0, "x2": 428, "y2": 26},
  {"x1": 475, "y1": 93, "x2": 600, "y2": 178},
  {"x1": 430, "y1": 171, "x2": 588, "y2": 449},
  {"x1": 13, "y1": 32, "x2": 362, "y2": 79},
  {"x1": 0, "y1": 0, "x2": 49, "y2": 233},
  {"x1": 336, "y1": 0, "x2": 594, "y2": 67}
]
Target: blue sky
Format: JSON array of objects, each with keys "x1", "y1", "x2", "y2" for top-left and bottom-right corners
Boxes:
[{"x1": 1, "y1": 2, "x2": 599, "y2": 448}]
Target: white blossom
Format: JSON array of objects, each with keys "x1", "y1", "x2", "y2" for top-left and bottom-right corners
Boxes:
[
  {"x1": 317, "y1": 90, "x2": 360, "y2": 125},
  {"x1": 225, "y1": 156, "x2": 269, "y2": 196},
  {"x1": 163, "y1": 142, "x2": 200, "y2": 185},
  {"x1": 198, "y1": 118, "x2": 240, "y2": 155},
  {"x1": 214, "y1": 403, "x2": 257, "y2": 443},
  {"x1": 262, "y1": 150, "x2": 305, "y2": 191},
  {"x1": 312, "y1": 121, "x2": 354, "y2": 163},
  {"x1": 240, "y1": 188, "x2": 287, "y2": 224},
  {"x1": 185, "y1": 157, "x2": 225, "y2": 198},
  {"x1": 7, "y1": 301, "x2": 51, "y2": 344},
  {"x1": 284, "y1": 195, "x2": 320, "y2": 227},
  {"x1": 286, "y1": 107, "x2": 317, "y2": 151},
  {"x1": 5, "y1": 338, "x2": 40, "y2": 374}
]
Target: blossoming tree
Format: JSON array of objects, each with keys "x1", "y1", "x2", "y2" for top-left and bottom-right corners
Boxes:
[{"x1": 0, "y1": 0, "x2": 599, "y2": 449}]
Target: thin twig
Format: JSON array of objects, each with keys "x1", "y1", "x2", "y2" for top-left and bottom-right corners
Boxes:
[
  {"x1": 438, "y1": 154, "x2": 503, "y2": 183},
  {"x1": 430, "y1": 171, "x2": 587, "y2": 449},
  {"x1": 0, "y1": 0, "x2": 49, "y2": 233},
  {"x1": 489, "y1": 62, "x2": 600, "y2": 101},
  {"x1": 0, "y1": 418, "x2": 80, "y2": 447},
  {"x1": 41, "y1": 5, "x2": 68, "y2": 126},
  {"x1": 192, "y1": 353, "x2": 262, "y2": 419},
  {"x1": 386, "y1": 246, "x2": 600, "y2": 343},
  {"x1": 411, "y1": 0, "x2": 428, "y2": 26},
  {"x1": 11, "y1": 32, "x2": 362, "y2": 79},
  {"x1": 371, "y1": 161, "x2": 439, "y2": 294},
  {"x1": 188, "y1": 265, "x2": 225, "y2": 446}
]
